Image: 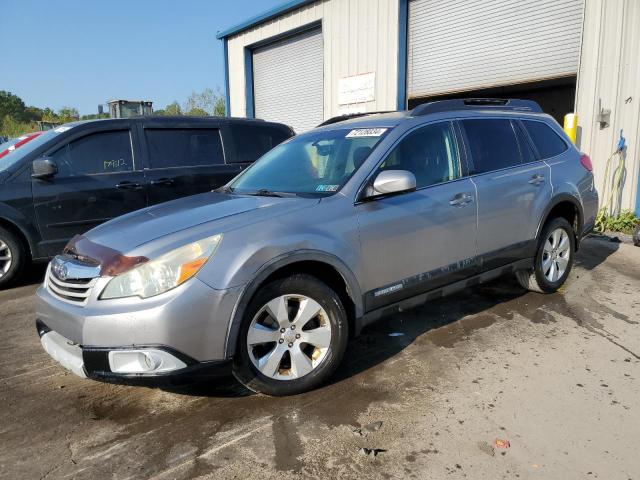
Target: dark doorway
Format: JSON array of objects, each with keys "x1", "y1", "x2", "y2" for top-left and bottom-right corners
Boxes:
[{"x1": 408, "y1": 76, "x2": 577, "y2": 124}]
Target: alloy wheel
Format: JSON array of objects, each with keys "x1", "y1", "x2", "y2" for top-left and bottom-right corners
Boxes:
[
  {"x1": 0, "y1": 240, "x2": 12, "y2": 279},
  {"x1": 247, "y1": 294, "x2": 332, "y2": 380},
  {"x1": 541, "y1": 228, "x2": 570, "y2": 282}
]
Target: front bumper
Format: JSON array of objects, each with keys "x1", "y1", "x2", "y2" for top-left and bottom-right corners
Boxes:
[
  {"x1": 37, "y1": 320, "x2": 232, "y2": 380},
  {"x1": 36, "y1": 277, "x2": 244, "y2": 363}
]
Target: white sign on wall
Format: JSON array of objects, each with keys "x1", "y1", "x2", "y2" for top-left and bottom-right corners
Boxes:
[{"x1": 338, "y1": 72, "x2": 375, "y2": 106}]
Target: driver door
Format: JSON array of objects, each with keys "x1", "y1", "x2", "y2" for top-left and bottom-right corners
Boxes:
[{"x1": 355, "y1": 121, "x2": 478, "y2": 311}]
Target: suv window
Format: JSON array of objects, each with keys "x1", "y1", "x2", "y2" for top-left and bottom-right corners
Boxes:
[
  {"x1": 513, "y1": 121, "x2": 538, "y2": 164},
  {"x1": 522, "y1": 120, "x2": 568, "y2": 158},
  {"x1": 461, "y1": 119, "x2": 522, "y2": 174},
  {"x1": 145, "y1": 129, "x2": 224, "y2": 169},
  {"x1": 50, "y1": 130, "x2": 133, "y2": 177},
  {"x1": 230, "y1": 124, "x2": 291, "y2": 163},
  {"x1": 377, "y1": 122, "x2": 461, "y2": 188}
]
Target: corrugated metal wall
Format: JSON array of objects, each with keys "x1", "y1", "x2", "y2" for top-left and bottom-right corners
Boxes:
[
  {"x1": 253, "y1": 28, "x2": 324, "y2": 132},
  {"x1": 575, "y1": 0, "x2": 640, "y2": 214},
  {"x1": 226, "y1": 0, "x2": 400, "y2": 120},
  {"x1": 407, "y1": 0, "x2": 584, "y2": 99}
]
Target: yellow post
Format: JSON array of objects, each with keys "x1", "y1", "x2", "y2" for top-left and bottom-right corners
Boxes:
[{"x1": 564, "y1": 113, "x2": 578, "y2": 144}]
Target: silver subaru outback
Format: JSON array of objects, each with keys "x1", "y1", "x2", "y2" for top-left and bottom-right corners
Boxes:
[{"x1": 36, "y1": 99, "x2": 598, "y2": 396}]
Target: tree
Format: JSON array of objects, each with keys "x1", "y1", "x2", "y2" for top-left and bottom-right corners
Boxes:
[
  {"x1": 213, "y1": 95, "x2": 225, "y2": 117},
  {"x1": 186, "y1": 107, "x2": 208, "y2": 116},
  {"x1": 0, "y1": 91, "x2": 27, "y2": 122},
  {"x1": 184, "y1": 88, "x2": 225, "y2": 116},
  {"x1": 164, "y1": 102, "x2": 182, "y2": 116},
  {"x1": 57, "y1": 107, "x2": 79, "y2": 123}
]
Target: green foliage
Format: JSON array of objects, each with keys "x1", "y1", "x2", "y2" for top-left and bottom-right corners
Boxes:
[
  {"x1": 186, "y1": 107, "x2": 208, "y2": 116},
  {"x1": 0, "y1": 115, "x2": 37, "y2": 138},
  {"x1": 213, "y1": 95, "x2": 225, "y2": 117},
  {"x1": 0, "y1": 91, "x2": 27, "y2": 121},
  {"x1": 163, "y1": 102, "x2": 183, "y2": 116},
  {"x1": 595, "y1": 209, "x2": 639, "y2": 234},
  {"x1": 80, "y1": 113, "x2": 110, "y2": 120},
  {"x1": 156, "y1": 88, "x2": 225, "y2": 117}
]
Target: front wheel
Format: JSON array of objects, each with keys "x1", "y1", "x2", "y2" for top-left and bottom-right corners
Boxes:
[
  {"x1": 516, "y1": 217, "x2": 575, "y2": 293},
  {"x1": 0, "y1": 227, "x2": 26, "y2": 289},
  {"x1": 232, "y1": 274, "x2": 348, "y2": 396}
]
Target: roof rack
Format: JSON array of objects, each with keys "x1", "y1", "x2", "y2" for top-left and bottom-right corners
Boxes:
[
  {"x1": 317, "y1": 111, "x2": 393, "y2": 127},
  {"x1": 411, "y1": 98, "x2": 543, "y2": 116}
]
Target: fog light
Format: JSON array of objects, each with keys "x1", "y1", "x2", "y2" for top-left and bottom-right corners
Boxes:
[{"x1": 108, "y1": 349, "x2": 187, "y2": 374}]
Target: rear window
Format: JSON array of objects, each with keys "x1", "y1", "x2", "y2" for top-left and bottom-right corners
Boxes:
[
  {"x1": 461, "y1": 119, "x2": 522, "y2": 174},
  {"x1": 522, "y1": 120, "x2": 568, "y2": 159},
  {"x1": 145, "y1": 129, "x2": 224, "y2": 169},
  {"x1": 229, "y1": 124, "x2": 292, "y2": 163}
]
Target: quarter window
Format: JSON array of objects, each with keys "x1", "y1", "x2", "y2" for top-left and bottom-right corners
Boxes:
[
  {"x1": 50, "y1": 130, "x2": 133, "y2": 177},
  {"x1": 145, "y1": 129, "x2": 224, "y2": 169},
  {"x1": 522, "y1": 120, "x2": 568, "y2": 159},
  {"x1": 461, "y1": 119, "x2": 523, "y2": 174},
  {"x1": 377, "y1": 122, "x2": 461, "y2": 189}
]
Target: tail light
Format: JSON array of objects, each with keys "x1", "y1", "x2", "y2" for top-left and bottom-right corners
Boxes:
[{"x1": 580, "y1": 153, "x2": 593, "y2": 172}]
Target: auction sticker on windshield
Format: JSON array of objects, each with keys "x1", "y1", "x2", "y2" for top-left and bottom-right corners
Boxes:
[{"x1": 346, "y1": 128, "x2": 387, "y2": 138}]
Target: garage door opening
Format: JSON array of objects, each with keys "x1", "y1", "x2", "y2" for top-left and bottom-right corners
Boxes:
[{"x1": 408, "y1": 76, "x2": 577, "y2": 124}]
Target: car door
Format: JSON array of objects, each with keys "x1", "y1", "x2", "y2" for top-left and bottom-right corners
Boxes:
[
  {"x1": 460, "y1": 118, "x2": 552, "y2": 271},
  {"x1": 31, "y1": 124, "x2": 147, "y2": 256},
  {"x1": 141, "y1": 123, "x2": 242, "y2": 206},
  {"x1": 356, "y1": 121, "x2": 478, "y2": 311}
]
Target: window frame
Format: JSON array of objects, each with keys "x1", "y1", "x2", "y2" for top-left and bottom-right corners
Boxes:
[
  {"x1": 46, "y1": 128, "x2": 138, "y2": 177},
  {"x1": 457, "y1": 117, "x2": 544, "y2": 177},
  {"x1": 519, "y1": 118, "x2": 570, "y2": 161},
  {"x1": 142, "y1": 127, "x2": 226, "y2": 170},
  {"x1": 356, "y1": 120, "x2": 467, "y2": 203}
]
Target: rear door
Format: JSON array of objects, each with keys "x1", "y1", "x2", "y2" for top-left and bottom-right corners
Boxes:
[
  {"x1": 141, "y1": 123, "x2": 239, "y2": 206},
  {"x1": 32, "y1": 124, "x2": 147, "y2": 256},
  {"x1": 460, "y1": 118, "x2": 551, "y2": 270}
]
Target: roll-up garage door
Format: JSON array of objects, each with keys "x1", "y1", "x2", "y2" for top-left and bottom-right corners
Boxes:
[
  {"x1": 407, "y1": 0, "x2": 584, "y2": 99},
  {"x1": 253, "y1": 28, "x2": 323, "y2": 133}
]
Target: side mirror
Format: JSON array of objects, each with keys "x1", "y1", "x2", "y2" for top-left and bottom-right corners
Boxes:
[
  {"x1": 370, "y1": 170, "x2": 416, "y2": 196},
  {"x1": 32, "y1": 158, "x2": 58, "y2": 179}
]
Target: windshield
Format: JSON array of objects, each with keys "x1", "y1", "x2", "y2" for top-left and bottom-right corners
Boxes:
[
  {"x1": 229, "y1": 127, "x2": 388, "y2": 196},
  {"x1": 0, "y1": 128, "x2": 65, "y2": 172}
]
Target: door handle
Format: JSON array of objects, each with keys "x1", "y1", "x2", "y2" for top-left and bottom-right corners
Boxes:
[
  {"x1": 449, "y1": 193, "x2": 474, "y2": 207},
  {"x1": 115, "y1": 181, "x2": 143, "y2": 190},
  {"x1": 529, "y1": 174, "x2": 545, "y2": 186},
  {"x1": 150, "y1": 178, "x2": 175, "y2": 187}
]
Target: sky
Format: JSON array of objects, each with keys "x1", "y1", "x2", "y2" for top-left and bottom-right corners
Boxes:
[{"x1": 0, "y1": 0, "x2": 285, "y2": 115}]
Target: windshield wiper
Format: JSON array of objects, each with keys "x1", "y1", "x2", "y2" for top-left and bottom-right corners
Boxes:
[{"x1": 248, "y1": 189, "x2": 284, "y2": 197}]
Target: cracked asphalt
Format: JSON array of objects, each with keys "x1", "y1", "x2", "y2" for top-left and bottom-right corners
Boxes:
[{"x1": 1, "y1": 236, "x2": 639, "y2": 479}]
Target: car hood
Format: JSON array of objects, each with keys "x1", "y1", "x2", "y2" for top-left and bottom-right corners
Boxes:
[{"x1": 84, "y1": 192, "x2": 317, "y2": 255}]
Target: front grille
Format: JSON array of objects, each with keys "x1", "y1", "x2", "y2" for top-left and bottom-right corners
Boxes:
[{"x1": 46, "y1": 265, "x2": 98, "y2": 305}]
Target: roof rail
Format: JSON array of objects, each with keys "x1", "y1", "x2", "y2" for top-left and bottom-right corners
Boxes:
[
  {"x1": 411, "y1": 98, "x2": 543, "y2": 116},
  {"x1": 317, "y1": 111, "x2": 393, "y2": 127}
]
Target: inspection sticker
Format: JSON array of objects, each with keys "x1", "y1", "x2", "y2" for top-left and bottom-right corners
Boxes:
[
  {"x1": 316, "y1": 184, "x2": 340, "y2": 192},
  {"x1": 346, "y1": 128, "x2": 387, "y2": 138}
]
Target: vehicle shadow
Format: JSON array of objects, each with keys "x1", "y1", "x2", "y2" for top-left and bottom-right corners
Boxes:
[{"x1": 120, "y1": 238, "x2": 620, "y2": 398}]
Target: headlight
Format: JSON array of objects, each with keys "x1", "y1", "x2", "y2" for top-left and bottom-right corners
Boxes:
[{"x1": 100, "y1": 234, "x2": 222, "y2": 300}]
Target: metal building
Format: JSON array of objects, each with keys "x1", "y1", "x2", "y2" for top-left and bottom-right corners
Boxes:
[{"x1": 218, "y1": 0, "x2": 640, "y2": 214}]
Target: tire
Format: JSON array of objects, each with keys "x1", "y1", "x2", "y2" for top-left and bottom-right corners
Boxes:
[
  {"x1": 232, "y1": 274, "x2": 349, "y2": 396},
  {"x1": 515, "y1": 217, "x2": 575, "y2": 293},
  {"x1": 0, "y1": 227, "x2": 26, "y2": 289}
]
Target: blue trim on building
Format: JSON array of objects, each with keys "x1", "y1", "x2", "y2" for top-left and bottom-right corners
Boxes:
[
  {"x1": 244, "y1": 48, "x2": 255, "y2": 118},
  {"x1": 222, "y1": 38, "x2": 231, "y2": 117},
  {"x1": 396, "y1": 0, "x2": 408, "y2": 110},
  {"x1": 216, "y1": 0, "x2": 316, "y2": 39}
]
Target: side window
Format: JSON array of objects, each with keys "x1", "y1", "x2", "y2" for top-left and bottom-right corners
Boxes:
[
  {"x1": 522, "y1": 120, "x2": 568, "y2": 159},
  {"x1": 145, "y1": 129, "x2": 223, "y2": 169},
  {"x1": 377, "y1": 122, "x2": 461, "y2": 189},
  {"x1": 50, "y1": 130, "x2": 133, "y2": 177},
  {"x1": 461, "y1": 119, "x2": 522, "y2": 174},
  {"x1": 230, "y1": 124, "x2": 292, "y2": 163}
]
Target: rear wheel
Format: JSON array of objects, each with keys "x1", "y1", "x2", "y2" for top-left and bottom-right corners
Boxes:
[
  {"x1": 232, "y1": 274, "x2": 348, "y2": 396},
  {"x1": 0, "y1": 227, "x2": 26, "y2": 289},
  {"x1": 516, "y1": 217, "x2": 575, "y2": 293}
]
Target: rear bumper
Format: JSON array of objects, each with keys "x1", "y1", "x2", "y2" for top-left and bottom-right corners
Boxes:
[{"x1": 37, "y1": 320, "x2": 232, "y2": 381}]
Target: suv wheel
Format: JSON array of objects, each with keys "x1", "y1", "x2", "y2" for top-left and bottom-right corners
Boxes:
[
  {"x1": 0, "y1": 227, "x2": 25, "y2": 289},
  {"x1": 232, "y1": 274, "x2": 348, "y2": 396},
  {"x1": 516, "y1": 217, "x2": 575, "y2": 293}
]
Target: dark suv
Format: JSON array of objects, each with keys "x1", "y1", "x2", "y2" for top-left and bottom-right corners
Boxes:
[{"x1": 0, "y1": 116, "x2": 293, "y2": 287}]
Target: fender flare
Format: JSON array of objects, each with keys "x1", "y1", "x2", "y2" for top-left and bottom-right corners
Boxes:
[
  {"x1": 223, "y1": 249, "x2": 363, "y2": 358},
  {"x1": 535, "y1": 193, "x2": 584, "y2": 244}
]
